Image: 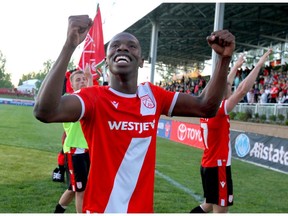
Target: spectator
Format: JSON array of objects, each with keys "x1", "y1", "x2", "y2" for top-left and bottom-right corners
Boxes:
[
  {"x1": 277, "y1": 91, "x2": 286, "y2": 104},
  {"x1": 247, "y1": 88, "x2": 255, "y2": 104},
  {"x1": 233, "y1": 72, "x2": 242, "y2": 91},
  {"x1": 259, "y1": 88, "x2": 268, "y2": 104},
  {"x1": 269, "y1": 83, "x2": 279, "y2": 103}
]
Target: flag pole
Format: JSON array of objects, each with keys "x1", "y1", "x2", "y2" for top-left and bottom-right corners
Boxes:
[
  {"x1": 97, "y1": 3, "x2": 108, "y2": 85},
  {"x1": 77, "y1": 2, "x2": 106, "y2": 86}
]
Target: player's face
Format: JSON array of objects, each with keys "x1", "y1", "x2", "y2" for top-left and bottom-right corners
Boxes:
[
  {"x1": 106, "y1": 32, "x2": 144, "y2": 76},
  {"x1": 71, "y1": 73, "x2": 87, "y2": 91}
]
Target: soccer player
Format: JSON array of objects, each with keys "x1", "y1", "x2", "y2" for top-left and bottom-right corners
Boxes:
[
  {"x1": 190, "y1": 49, "x2": 272, "y2": 213},
  {"x1": 54, "y1": 65, "x2": 92, "y2": 213},
  {"x1": 52, "y1": 68, "x2": 77, "y2": 184},
  {"x1": 34, "y1": 15, "x2": 235, "y2": 213}
]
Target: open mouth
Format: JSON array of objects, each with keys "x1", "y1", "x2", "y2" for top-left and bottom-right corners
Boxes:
[{"x1": 114, "y1": 55, "x2": 131, "y2": 64}]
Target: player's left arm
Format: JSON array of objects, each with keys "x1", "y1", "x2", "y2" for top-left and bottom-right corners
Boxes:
[{"x1": 226, "y1": 48, "x2": 272, "y2": 113}]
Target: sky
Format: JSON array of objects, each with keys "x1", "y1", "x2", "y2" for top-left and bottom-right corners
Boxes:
[
  {"x1": 0, "y1": 0, "x2": 272, "y2": 86},
  {"x1": 0, "y1": 0, "x2": 163, "y2": 86}
]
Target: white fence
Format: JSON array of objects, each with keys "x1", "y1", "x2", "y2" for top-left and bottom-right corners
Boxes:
[{"x1": 233, "y1": 103, "x2": 288, "y2": 119}]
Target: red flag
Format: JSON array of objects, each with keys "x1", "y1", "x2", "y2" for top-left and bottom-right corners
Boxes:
[
  {"x1": 78, "y1": 4, "x2": 105, "y2": 86},
  {"x1": 65, "y1": 70, "x2": 73, "y2": 93}
]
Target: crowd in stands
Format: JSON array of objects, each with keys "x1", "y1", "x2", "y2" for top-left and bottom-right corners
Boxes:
[
  {"x1": 158, "y1": 63, "x2": 288, "y2": 104},
  {"x1": 157, "y1": 75, "x2": 208, "y2": 96},
  {"x1": 2, "y1": 63, "x2": 288, "y2": 104}
]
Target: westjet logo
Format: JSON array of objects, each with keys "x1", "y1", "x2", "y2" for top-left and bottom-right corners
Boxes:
[{"x1": 108, "y1": 120, "x2": 155, "y2": 134}]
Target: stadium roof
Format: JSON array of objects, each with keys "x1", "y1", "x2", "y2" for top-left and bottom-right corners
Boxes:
[{"x1": 105, "y1": 2, "x2": 288, "y2": 68}]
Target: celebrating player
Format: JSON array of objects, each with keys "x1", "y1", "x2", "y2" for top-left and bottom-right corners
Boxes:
[{"x1": 34, "y1": 15, "x2": 235, "y2": 213}]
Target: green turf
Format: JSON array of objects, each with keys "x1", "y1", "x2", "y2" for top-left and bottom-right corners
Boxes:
[{"x1": 0, "y1": 104, "x2": 287, "y2": 213}]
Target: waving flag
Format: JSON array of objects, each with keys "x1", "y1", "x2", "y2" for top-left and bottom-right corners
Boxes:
[{"x1": 77, "y1": 4, "x2": 105, "y2": 86}]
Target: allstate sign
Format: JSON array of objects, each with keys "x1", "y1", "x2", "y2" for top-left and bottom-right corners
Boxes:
[{"x1": 231, "y1": 130, "x2": 288, "y2": 174}]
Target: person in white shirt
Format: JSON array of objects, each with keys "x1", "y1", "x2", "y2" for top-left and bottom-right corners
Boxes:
[
  {"x1": 246, "y1": 88, "x2": 255, "y2": 104},
  {"x1": 259, "y1": 88, "x2": 268, "y2": 104}
]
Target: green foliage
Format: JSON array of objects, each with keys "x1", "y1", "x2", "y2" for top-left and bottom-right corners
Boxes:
[
  {"x1": 18, "y1": 59, "x2": 55, "y2": 86},
  {"x1": 17, "y1": 58, "x2": 76, "y2": 93},
  {"x1": 245, "y1": 108, "x2": 253, "y2": 119},
  {"x1": 254, "y1": 113, "x2": 259, "y2": 119},
  {"x1": 235, "y1": 111, "x2": 251, "y2": 121},
  {"x1": 0, "y1": 50, "x2": 13, "y2": 88},
  {"x1": 277, "y1": 114, "x2": 285, "y2": 123},
  {"x1": 269, "y1": 115, "x2": 277, "y2": 122},
  {"x1": 156, "y1": 63, "x2": 177, "y2": 83},
  {"x1": 282, "y1": 62, "x2": 288, "y2": 71},
  {"x1": 229, "y1": 111, "x2": 237, "y2": 120},
  {"x1": 273, "y1": 65, "x2": 282, "y2": 71},
  {"x1": 260, "y1": 114, "x2": 267, "y2": 122}
]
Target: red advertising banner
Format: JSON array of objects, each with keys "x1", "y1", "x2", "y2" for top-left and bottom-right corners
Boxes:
[{"x1": 170, "y1": 121, "x2": 204, "y2": 150}]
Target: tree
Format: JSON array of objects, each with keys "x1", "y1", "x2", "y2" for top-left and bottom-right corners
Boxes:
[
  {"x1": 18, "y1": 58, "x2": 76, "y2": 93},
  {"x1": 67, "y1": 59, "x2": 77, "y2": 71},
  {"x1": 156, "y1": 62, "x2": 176, "y2": 83},
  {"x1": 0, "y1": 51, "x2": 13, "y2": 88},
  {"x1": 18, "y1": 59, "x2": 76, "y2": 84}
]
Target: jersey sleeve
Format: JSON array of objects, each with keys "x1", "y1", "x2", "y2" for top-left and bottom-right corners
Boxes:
[{"x1": 72, "y1": 86, "x2": 99, "y2": 120}]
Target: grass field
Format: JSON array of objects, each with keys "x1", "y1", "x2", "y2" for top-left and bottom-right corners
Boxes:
[{"x1": 0, "y1": 105, "x2": 287, "y2": 213}]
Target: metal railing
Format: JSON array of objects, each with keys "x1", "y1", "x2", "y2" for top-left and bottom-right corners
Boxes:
[{"x1": 232, "y1": 103, "x2": 288, "y2": 119}]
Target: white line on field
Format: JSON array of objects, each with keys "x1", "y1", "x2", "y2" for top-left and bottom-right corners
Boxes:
[{"x1": 155, "y1": 169, "x2": 203, "y2": 203}]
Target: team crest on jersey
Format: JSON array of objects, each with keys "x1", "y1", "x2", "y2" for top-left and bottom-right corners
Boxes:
[
  {"x1": 77, "y1": 182, "x2": 83, "y2": 189},
  {"x1": 140, "y1": 95, "x2": 155, "y2": 108}
]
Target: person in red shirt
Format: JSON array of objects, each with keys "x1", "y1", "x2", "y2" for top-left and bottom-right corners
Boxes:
[
  {"x1": 190, "y1": 49, "x2": 272, "y2": 213},
  {"x1": 34, "y1": 15, "x2": 235, "y2": 213},
  {"x1": 269, "y1": 83, "x2": 279, "y2": 103}
]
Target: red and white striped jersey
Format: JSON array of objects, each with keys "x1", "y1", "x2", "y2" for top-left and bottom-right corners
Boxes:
[
  {"x1": 200, "y1": 100, "x2": 232, "y2": 167},
  {"x1": 74, "y1": 82, "x2": 178, "y2": 213}
]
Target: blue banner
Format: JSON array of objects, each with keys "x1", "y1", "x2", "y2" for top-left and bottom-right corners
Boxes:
[
  {"x1": 231, "y1": 130, "x2": 288, "y2": 174},
  {"x1": 157, "y1": 119, "x2": 172, "y2": 139},
  {"x1": 0, "y1": 98, "x2": 34, "y2": 106}
]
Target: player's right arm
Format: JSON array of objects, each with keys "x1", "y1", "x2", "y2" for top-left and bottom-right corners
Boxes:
[
  {"x1": 34, "y1": 15, "x2": 93, "y2": 123},
  {"x1": 172, "y1": 30, "x2": 235, "y2": 118}
]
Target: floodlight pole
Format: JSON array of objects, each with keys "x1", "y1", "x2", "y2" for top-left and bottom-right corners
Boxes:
[
  {"x1": 211, "y1": 3, "x2": 225, "y2": 77},
  {"x1": 149, "y1": 21, "x2": 159, "y2": 84}
]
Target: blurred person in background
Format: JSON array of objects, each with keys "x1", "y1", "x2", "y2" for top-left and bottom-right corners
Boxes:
[
  {"x1": 54, "y1": 65, "x2": 92, "y2": 213},
  {"x1": 190, "y1": 49, "x2": 272, "y2": 213}
]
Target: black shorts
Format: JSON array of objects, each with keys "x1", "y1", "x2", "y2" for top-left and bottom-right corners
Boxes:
[
  {"x1": 67, "y1": 151, "x2": 90, "y2": 192},
  {"x1": 200, "y1": 165, "x2": 233, "y2": 207}
]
